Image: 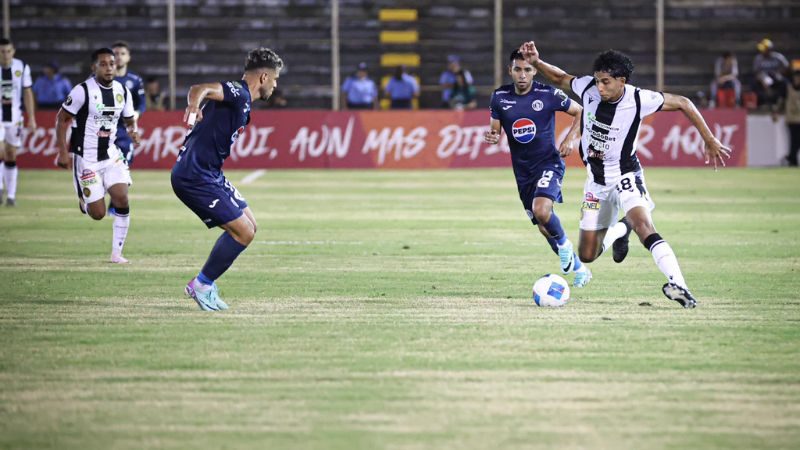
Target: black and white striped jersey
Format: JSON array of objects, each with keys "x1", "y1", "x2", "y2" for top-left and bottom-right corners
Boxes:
[
  {"x1": 570, "y1": 75, "x2": 664, "y2": 185},
  {"x1": 0, "y1": 58, "x2": 32, "y2": 124},
  {"x1": 62, "y1": 77, "x2": 134, "y2": 162}
]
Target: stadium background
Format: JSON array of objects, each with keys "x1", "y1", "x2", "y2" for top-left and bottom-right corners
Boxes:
[{"x1": 6, "y1": 0, "x2": 800, "y2": 169}]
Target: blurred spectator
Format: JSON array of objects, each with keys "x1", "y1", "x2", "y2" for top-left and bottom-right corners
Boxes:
[
  {"x1": 752, "y1": 38, "x2": 789, "y2": 108},
  {"x1": 144, "y1": 76, "x2": 165, "y2": 111},
  {"x1": 780, "y1": 62, "x2": 800, "y2": 167},
  {"x1": 693, "y1": 90, "x2": 709, "y2": 109},
  {"x1": 265, "y1": 88, "x2": 288, "y2": 108},
  {"x1": 341, "y1": 62, "x2": 377, "y2": 110},
  {"x1": 710, "y1": 51, "x2": 740, "y2": 107},
  {"x1": 31, "y1": 62, "x2": 71, "y2": 109},
  {"x1": 439, "y1": 54, "x2": 473, "y2": 108},
  {"x1": 385, "y1": 66, "x2": 419, "y2": 110},
  {"x1": 448, "y1": 70, "x2": 477, "y2": 110}
]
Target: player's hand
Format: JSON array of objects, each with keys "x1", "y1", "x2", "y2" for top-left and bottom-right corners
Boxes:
[
  {"x1": 559, "y1": 135, "x2": 578, "y2": 158},
  {"x1": 129, "y1": 129, "x2": 141, "y2": 145},
  {"x1": 484, "y1": 129, "x2": 500, "y2": 145},
  {"x1": 703, "y1": 137, "x2": 731, "y2": 170},
  {"x1": 56, "y1": 152, "x2": 71, "y2": 170},
  {"x1": 183, "y1": 105, "x2": 202, "y2": 128},
  {"x1": 519, "y1": 41, "x2": 540, "y2": 65}
]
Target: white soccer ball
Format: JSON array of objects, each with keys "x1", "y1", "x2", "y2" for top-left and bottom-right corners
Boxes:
[{"x1": 532, "y1": 274, "x2": 571, "y2": 307}]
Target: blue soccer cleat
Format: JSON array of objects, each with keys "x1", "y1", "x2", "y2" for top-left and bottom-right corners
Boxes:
[
  {"x1": 573, "y1": 265, "x2": 592, "y2": 287},
  {"x1": 558, "y1": 240, "x2": 575, "y2": 274},
  {"x1": 185, "y1": 278, "x2": 220, "y2": 311}
]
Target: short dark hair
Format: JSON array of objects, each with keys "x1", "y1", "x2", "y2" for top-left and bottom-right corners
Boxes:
[
  {"x1": 592, "y1": 50, "x2": 634, "y2": 80},
  {"x1": 111, "y1": 40, "x2": 130, "y2": 50},
  {"x1": 509, "y1": 49, "x2": 524, "y2": 63},
  {"x1": 91, "y1": 48, "x2": 115, "y2": 63},
  {"x1": 244, "y1": 47, "x2": 283, "y2": 72},
  {"x1": 0, "y1": 38, "x2": 11, "y2": 46}
]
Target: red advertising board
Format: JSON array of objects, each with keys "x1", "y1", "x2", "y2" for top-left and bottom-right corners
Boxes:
[{"x1": 18, "y1": 109, "x2": 746, "y2": 169}]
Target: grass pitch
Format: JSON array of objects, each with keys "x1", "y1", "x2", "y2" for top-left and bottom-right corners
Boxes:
[{"x1": 1, "y1": 167, "x2": 799, "y2": 450}]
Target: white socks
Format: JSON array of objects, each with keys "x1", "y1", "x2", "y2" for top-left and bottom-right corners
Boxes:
[
  {"x1": 0, "y1": 162, "x2": 5, "y2": 191},
  {"x1": 650, "y1": 240, "x2": 687, "y2": 288},
  {"x1": 601, "y1": 220, "x2": 628, "y2": 254},
  {"x1": 4, "y1": 164, "x2": 18, "y2": 200},
  {"x1": 111, "y1": 210, "x2": 130, "y2": 257}
]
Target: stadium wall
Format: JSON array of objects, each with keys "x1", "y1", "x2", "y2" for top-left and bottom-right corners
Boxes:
[{"x1": 19, "y1": 109, "x2": 747, "y2": 169}]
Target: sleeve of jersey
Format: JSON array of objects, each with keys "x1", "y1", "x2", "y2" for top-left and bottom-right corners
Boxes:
[
  {"x1": 222, "y1": 81, "x2": 245, "y2": 105},
  {"x1": 136, "y1": 77, "x2": 146, "y2": 114},
  {"x1": 489, "y1": 92, "x2": 500, "y2": 120},
  {"x1": 62, "y1": 85, "x2": 85, "y2": 116},
  {"x1": 639, "y1": 89, "x2": 665, "y2": 117},
  {"x1": 122, "y1": 87, "x2": 136, "y2": 119},
  {"x1": 570, "y1": 76, "x2": 593, "y2": 98},
  {"x1": 23, "y1": 64, "x2": 33, "y2": 88},
  {"x1": 552, "y1": 88, "x2": 571, "y2": 112}
]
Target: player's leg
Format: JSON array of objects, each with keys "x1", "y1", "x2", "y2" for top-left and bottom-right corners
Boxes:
[
  {"x1": 107, "y1": 182, "x2": 131, "y2": 264},
  {"x1": 3, "y1": 143, "x2": 18, "y2": 206},
  {"x1": 75, "y1": 157, "x2": 108, "y2": 221},
  {"x1": 531, "y1": 196, "x2": 584, "y2": 275},
  {"x1": 0, "y1": 128, "x2": 6, "y2": 202},
  {"x1": 577, "y1": 182, "x2": 616, "y2": 263},
  {"x1": 617, "y1": 175, "x2": 695, "y2": 308}
]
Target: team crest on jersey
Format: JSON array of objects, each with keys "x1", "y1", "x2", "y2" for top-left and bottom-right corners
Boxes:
[
  {"x1": 15, "y1": 70, "x2": 22, "y2": 77},
  {"x1": 116, "y1": 93, "x2": 123, "y2": 103},
  {"x1": 126, "y1": 80, "x2": 134, "y2": 89},
  {"x1": 531, "y1": 100, "x2": 544, "y2": 111},
  {"x1": 82, "y1": 187, "x2": 91, "y2": 198},
  {"x1": 511, "y1": 118, "x2": 537, "y2": 144}
]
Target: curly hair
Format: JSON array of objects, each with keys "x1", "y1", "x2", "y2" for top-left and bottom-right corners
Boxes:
[
  {"x1": 592, "y1": 50, "x2": 634, "y2": 80},
  {"x1": 245, "y1": 47, "x2": 284, "y2": 72}
]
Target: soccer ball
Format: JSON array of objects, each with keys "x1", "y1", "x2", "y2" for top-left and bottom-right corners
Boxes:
[{"x1": 532, "y1": 274, "x2": 571, "y2": 307}]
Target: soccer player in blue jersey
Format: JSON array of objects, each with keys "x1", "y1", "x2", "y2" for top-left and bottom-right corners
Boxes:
[
  {"x1": 112, "y1": 41, "x2": 145, "y2": 165},
  {"x1": 484, "y1": 50, "x2": 591, "y2": 287},
  {"x1": 171, "y1": 47, "x2": 283, "y2": 311}
]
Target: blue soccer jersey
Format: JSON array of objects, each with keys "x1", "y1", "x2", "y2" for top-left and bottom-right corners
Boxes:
[
  {"x1": 115, "y1": 71, "x2": 145, "y2": 159},
  {"x1": 490, "y1": 81, "x2": 572, "y2": 188},
  {"x1": 173, "y1": 80, "x2": 252, "y2": 181}
]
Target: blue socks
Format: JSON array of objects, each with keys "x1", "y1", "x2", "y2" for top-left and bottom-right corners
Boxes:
[
  {"x1": 199, "y1": 232, "x2": 248, "y2": 284},
  {"x1": 542, "y1": 212, "x2": 567, "y2": 245}
]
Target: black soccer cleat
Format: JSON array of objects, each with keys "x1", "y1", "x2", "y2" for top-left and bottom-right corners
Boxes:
[
  {"x1": 612, "y1": 218, "x2": 632, "y2": 263},
  {"x1": 662, "y1": 282, "x2": 697, "y2": 309}
]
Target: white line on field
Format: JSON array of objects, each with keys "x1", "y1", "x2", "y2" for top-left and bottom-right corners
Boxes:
[{"x1": 241, "y1": 169, "x2": 266, "y2": 185}]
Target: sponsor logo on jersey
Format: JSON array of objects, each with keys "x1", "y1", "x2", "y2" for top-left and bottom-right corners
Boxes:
[
  {"x1": 208, "y1": 199, "x2": 220, "y2": 208},
  {"x1": 80, "y1": 169, "x2": 96, "y2": 180},
  {"x1": 532, "y1": 100, "x2": 544, "y2": 111},
  {"x1": 64, "y1": 96, "x2": 73, "y2": 106},
  {"x1": 499, "y1": 99, "x2": 516, "y2": 104},
  {"x1": 227, "y1": 81, "x2": 240, "y2": 97},
  {"x1": 511, "y1": 118, "x2": 537, "y2": 144},
  {"x1": 581, "y1": 192, "x2": 600, "y2": 211},
  {"x1": 554, "y1": 88, "x2": 569, "y2": 106},
  {"x1": 502, "y1": 105, "x2": 512, "y2": 111}
]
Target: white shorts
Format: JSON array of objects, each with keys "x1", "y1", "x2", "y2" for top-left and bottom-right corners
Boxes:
[
  {"x1": 72, "y1": 153, "x2": 132, "y2": 204},
  {"x1": 579, "y1": 172, "x2": 655, "y2": 231},
  {"x1": 1, "y1": 122, "x2": 23, "y2": 148}
]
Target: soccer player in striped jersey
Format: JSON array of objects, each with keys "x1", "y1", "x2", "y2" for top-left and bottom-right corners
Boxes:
[
  {"x1": 519, "y1": 41, "x2": 730, "y2": 308},
  {"x1": 171, "y1": 48, "x2": 283, "y2": 311},
  {"x1": 55, "y1": 48, "x2": 140, "y2": 264},
  {"x1": 484, "y1": 50, "x2": 590, "y2": 287},
  {"x1": 0, "y1": 38, "x2": 37, "y2": 206}
]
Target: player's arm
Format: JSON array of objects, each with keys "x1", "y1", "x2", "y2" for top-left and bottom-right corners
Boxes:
[
  {"x1": 519, "y1": 41, "x2": 575, "y2": 94},
  {"x1": 184, "y1": 82, "x2": 225, "y2": 126},
  {"x1": 55, "y1": 108, "x2": 74, "y2": 169},
  {"x1": 484, "y1": 119, "x2": 502, "y2": 145},
  {"x1": 661, "y1": 93, "x2": 731, "y2": 169},
  {"x1": 122, "y1": 86, "x2": 140, "y2": 145},
  {"x1": 559, "y1": 101, "x2": 583, "y2": 157},
  {"x1": 23, "y1": 87, "x2": 37, "y2": 131}
]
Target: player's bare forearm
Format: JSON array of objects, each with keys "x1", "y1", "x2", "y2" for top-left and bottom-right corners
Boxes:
[
  {"x1": 534, "y1": 60, "x2": 574, "y2": 93},
  {"x1": 23, "y1": 88, "x2": 37, "y2": 129},
  {"x1": 484, "y1": 119, "x2": 502, "y2": 145},
  {"x1": 560, "y1": 103, "x2": 583, "y2": 157},
  {"x1": 661, "y1": 93, "x2": 731, "y2": 168},
  {"x1": 123, "y1": 116, "x2": 141, "y2": 144},
  {"x1": 55, "y1": 109, "x2": 73, "y2": 168},
  {"x1": 184, "y1": 82, "x2": 223, "y2": 125}
]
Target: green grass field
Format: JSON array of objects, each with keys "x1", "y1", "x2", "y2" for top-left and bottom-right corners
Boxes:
[{"x1": 1, "y1": 167, "x2": 799, "y2": 450}]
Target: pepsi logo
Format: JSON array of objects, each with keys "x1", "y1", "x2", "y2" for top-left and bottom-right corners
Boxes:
[{"x1": 511, "y1": 118, "x2": 537, "y2": 144}]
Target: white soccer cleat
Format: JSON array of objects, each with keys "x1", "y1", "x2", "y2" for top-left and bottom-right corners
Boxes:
[
  {"x1": 557, "y1": 240, "x2": 575, "y2": 274},
  {"x1": 110, "y1": 253, "x2": 129, "y2": 264}
]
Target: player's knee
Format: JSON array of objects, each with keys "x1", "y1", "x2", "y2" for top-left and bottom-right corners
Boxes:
[
  {"x1": 579, "y1": 246, "x2": 598, "y2": 263},
  {"x1": 239, "y1": 225, "x2": 256, "y2": 246},
  {"x1": 88, "y1": 210, "x2": 105, "y2": 220},
  {"x1": 532, "y1": 206, "x2": 551, "y2": 225}
]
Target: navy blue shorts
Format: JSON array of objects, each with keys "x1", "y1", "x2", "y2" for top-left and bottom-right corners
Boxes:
[
  {"x1": 518, "y1": 164, "x2": 564, "y2": 223},
  {"x1": 171, "y1": 172, "x2": 249, "y2": 229}
]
